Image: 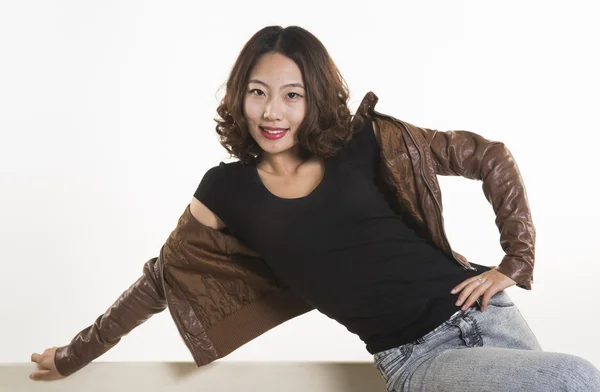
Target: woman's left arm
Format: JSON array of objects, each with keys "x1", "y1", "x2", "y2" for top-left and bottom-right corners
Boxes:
[{"x1": 417, "y1": 126, "x2": 535, "y2": 310}]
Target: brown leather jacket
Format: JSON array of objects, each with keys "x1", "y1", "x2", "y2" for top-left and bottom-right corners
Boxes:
[{"x1": 54, "y1": 91, "x2": 535, "y2": 376}]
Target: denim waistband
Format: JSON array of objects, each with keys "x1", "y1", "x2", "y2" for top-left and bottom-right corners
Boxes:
[
  {"x1": 419, "y1": 299, "x2": 480, "y2": 342},
  {"x1": 374, "y1": 301, "x2": 480, "y2": 358}
]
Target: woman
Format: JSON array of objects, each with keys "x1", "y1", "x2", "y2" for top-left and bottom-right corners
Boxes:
[{"x1": 30, "y1": 25, "x2": 600, "y2": 391}]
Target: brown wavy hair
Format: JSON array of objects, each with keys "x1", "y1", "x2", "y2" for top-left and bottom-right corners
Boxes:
[{"x1": 214, "y1": 25, "x2": 364, "y2": 164}]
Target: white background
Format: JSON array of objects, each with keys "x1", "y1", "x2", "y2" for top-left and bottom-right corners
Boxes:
[{"x1": 1, "y1": 0, "x2": 599, "y2": 367}]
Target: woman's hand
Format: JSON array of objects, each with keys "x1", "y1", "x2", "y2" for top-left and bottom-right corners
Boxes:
[
  {"x1": 30, "y1": 346, "x2": 64, "y2": 381},
  {"x1": 450, "y1": 267, "x2": 517, "y2": 311}
]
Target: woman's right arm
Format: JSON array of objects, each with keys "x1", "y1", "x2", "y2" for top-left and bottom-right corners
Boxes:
[
  {"x1": 29, "y1": 199, "x2": 225, "y2": 381},
  {"x1": 30, "y1": 256, "x2": 167, "y2": 380}
]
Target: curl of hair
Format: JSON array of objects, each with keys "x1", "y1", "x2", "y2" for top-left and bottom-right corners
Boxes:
[{"x1": 214, "y1": 25, "x2": 364, "y2": 164}]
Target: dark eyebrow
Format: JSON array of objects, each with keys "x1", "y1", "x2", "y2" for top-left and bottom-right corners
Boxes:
[{"x1": 248, "y1": 79, "x2": 305, "y2": 89}]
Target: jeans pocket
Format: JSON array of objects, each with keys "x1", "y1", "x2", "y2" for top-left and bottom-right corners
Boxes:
[
  {"x1": 374, "y1": 344, "x2": 414, "y2": 388},
  {"x1": 415, "y1": 318, "x2": 455, "y2": 345}
]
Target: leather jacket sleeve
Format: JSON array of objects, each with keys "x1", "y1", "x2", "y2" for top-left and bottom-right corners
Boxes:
[
  {"x1": 421, "y1": 128, "x2": 536, "y2": 289},
  {"x1": 53, "y1": 256, "x2": 167, "y2": 377}
]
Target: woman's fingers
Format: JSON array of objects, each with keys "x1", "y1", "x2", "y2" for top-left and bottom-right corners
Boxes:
[
  {"x1": 479, "y1": 290, "x2": 496, "y2": 312},
  {"x1": 455, "y1": 279, "x2": 487, "y2": 311},
  {"x1": 452, "y1": 269, "x2": 518, "y2": 312},
  {"x1": 29, "y1": 347, "x2": 63, "y2": 382},
  {"x1": 450, "y1": 275, "x2": 482, "y2": 294},
  {"x1": 30, "y1": 353, "x2": 41, "y2": 363},
  {"x1": 453, "y1": 277, "x2": 482, "y2": 305},
  {"x1": 461, "y1": 282, "x2": 492, "y2": 311},
  {"x1": 30, "y1": 369, "x2": 53, "y2": 381}
]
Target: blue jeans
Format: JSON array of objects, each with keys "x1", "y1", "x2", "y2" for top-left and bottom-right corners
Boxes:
[{"x1": 373, "y1": 290, "x2": 600, "y2": 391}]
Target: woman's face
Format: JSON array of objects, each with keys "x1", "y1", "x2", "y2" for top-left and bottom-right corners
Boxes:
[{"x1": 243, "y1": 52, "x2": 307, "y2": 157}]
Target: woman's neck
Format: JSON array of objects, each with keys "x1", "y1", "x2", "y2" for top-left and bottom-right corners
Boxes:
[{"x1": 256, "y1": 151, "x2": 315, "y2": 177}]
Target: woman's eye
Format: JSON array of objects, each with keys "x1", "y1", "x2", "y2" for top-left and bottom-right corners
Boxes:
[{"x1": 248, "y1": 89, "x2": 302, "y2": 99}]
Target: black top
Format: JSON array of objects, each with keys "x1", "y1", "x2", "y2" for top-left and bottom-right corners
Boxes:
[{"x1": 194, "y1": 118, "x2": 489, "y2": 354}]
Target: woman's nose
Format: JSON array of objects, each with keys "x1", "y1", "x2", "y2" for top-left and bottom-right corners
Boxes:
[
  {"x1": 264, "y1": 101, "x2": 283, "y2": 119},
  {"x1": 264, "y1": 110, "x2": 281, "y2": 120}
]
